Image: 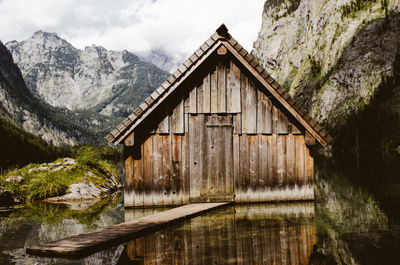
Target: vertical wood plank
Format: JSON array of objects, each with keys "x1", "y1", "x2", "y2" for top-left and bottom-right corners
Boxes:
[
  {"x1": 270, "y1": 134, "x2": 278, "y2": 190},
  {"x1": 124, "y1": 153, "x2": 134, "y2": 207},
  {"x1": 233, "y1": 134, "x2": 240, "y2": 202},
  {"x1": 257, "y1": 90, "x2": 265, "y2": 134},
  {"x1": 265, "y1": 96, "x2": 273, "y2": 134},
  {"x1": 233, "y1": 113, "x2": 242, "y2": 134},
  {"x1": 257, "y1": 91, "x2": 272, "y2": 134},
  {"x1": 239, "y1": 134, "x2": 250, "y2": 202},
  {"x1": 224, "y1": 116, "x2": 233, "y2": 196},
  {"x1": 171, "y1": 97, "x2": 184, "y2": 134},
  {"x1": 272, "y1": 105, "x2": 279, "y2": 134},
  {"x1": 240, "y1": 74, "x2": 248, "y2": 134},
  {"x1": 227, "y1": 61, "x2": 241, "y2": 113},
  {"x1": 203, "y1": 73, "x2": 211, "y2": 113},
  {"x1": 296, "y1": 135, "x2": 305, "y2": 187},
  {"x1": 286, "y1": 134, "x2": 296, "y2": 187},
  {"x1": 277, "y1": 135, "x2": 286, "y2": 190},
  {"x1": 189, "y1": 85, "x2": 197, "y2": 114},
  {"x1": 143, "y1": 136, "x2": 153, "y2": 206},
  {"x1": 197, "y1": 81, "x2": 204, "y2": 114},
  {"x1": 278, "y1": 110, "x2": 289, "y2": 134},
  {"x1": 152, "y1": 134, "x2": 164, "y2": 206},
  {"x1": 189, "y1": 115, "x2": 202, "y2": 200},
  {"x1": 181, "y1": 134, "x2": 190, "y2": 204},
  {"x1": 244, "y1": 78, "x2": 257, "y2": 133},
  {"x1": 172, "y1": 135, "x2": 183, "y2": 205},
  {"x1": 133, "y1": 147, "x2": 144, "y2": 206},
  {"x1": 305, "y1": 146, "x2": 314, "y2": 185},
  {"x1": 162, "y1": 134, "x2": 172, "y2": 205},
  {"x1": 157, "y1": 111, "x2": 169, "y2": 134},
  {"x1": 210, "y1": 68, "x2": 218, "y2": 113},
  {"x1": 202, "y1": 115, "x2": 211, "y2": 198},
  {"x1": 217, "y1": 63, "x2": 226, "y2": 113},
  {"x1": 249, "y1": 135, "x2": 259, "y2": 202},
  {"x1": 259, "y1": 135, "x2": 269, "y2": 201}
]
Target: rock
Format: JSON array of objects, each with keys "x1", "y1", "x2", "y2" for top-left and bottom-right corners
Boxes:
[
  {"x1": 5, "y1": 31, "x2": 169, "y2": 117},
  {"x1": 252, "y1": 0, "x2": 400, "y2": 131},
  {"x1": 5, "y1": 175, "x2": 24, "y2": 183},
  {"x1": 62, "y1": 158, "x2": 77, "y2": 166},
  {"x1": 0, "y1": 188, "x2": 19, "y2": 206}
]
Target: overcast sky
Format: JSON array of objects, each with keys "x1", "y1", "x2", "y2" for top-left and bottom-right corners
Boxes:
[{"x1": 0, "y1": 0, "x2": 265, "y2": 65}]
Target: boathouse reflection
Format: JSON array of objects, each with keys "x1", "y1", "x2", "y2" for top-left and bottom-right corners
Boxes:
[{"x1": 118, "y1": 202, "x2": 316, "y2": 264}]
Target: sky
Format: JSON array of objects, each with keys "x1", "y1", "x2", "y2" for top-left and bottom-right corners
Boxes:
[{"x1": 0, "y1": 0, "x2": 265, "y2": 67}]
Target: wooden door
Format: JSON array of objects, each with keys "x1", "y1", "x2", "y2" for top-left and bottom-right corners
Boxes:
[{"x1": 189, "y1": 114, "x2": 234, "y2": 202}]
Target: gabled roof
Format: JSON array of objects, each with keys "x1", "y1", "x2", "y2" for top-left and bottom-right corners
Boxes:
[{"x1": 106, "y1": 24, "x2": 332, "y2": 147}]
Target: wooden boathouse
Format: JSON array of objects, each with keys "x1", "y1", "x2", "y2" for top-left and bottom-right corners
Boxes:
[{"x1": 106, "y1": 24, "x2": 331, "y2": 207}]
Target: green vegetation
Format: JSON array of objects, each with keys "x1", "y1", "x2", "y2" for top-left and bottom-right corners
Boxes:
[
  {"x1": 341, "y1": 0, "x2": 388, "y2": 18},
  {"x1": 0, "y1": 111, "x2": 69, "y2": 169},
  {"x1": 0, "y1": 146, "x2": 122, "y2": 202}
]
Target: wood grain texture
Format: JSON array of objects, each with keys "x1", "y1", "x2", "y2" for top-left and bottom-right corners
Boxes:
[
  {"x1": 143, "y1": 137, "x2": 153, "y2": 206},
  {"x1": 171, "y1": 97, "x2": 184, "y2": 134},
  {"x1": 227, "y1": 61, "x2": 241, "y2": 113},
  {"x1": 217, "y1": 63, "x2": 226, "y2": 113},
  {"x1": 202, "y1": 73, "x2": 211, "y2": 113},
  {"x1": 152, "y1": 135, "x2": 164, "y2": 205},
  {"x1": 162, "y1": 134, "x2": 172, "y2": 205},
  {"x1": 189, "y1": 115, "x2": 202, "y2": 200},
  {"x1": 210, "y1": 68, "x2": 218, "y2": 113},
  {"x1": 249, "y1": 135, "x2": 259, "y2": 202},
  {"x1": 189, "y1": 85, "x2": 197, "y2": 114},
  {"x1": 172, "y1": 135, "x2": 183, "y2": 204}
]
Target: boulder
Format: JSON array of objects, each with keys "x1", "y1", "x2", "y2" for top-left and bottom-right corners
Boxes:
[{"x1": 5, "y1": 175, "x2": 24, "y2": 183}]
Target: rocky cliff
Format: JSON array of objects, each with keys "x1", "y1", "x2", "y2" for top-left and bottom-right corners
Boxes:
[
  {"x1": 0, "y1": 40, "x2": 119, "y2": 147},
  {"x1": 253, "y1": 0, "x2": 400, "y2": 129},
  {"x1": 6, "y1": 31, "x2": 169, "y2": 118},
  {"x1": 253, "y1": 0, "x2": 400, "y2": 160},
  {"x1": 0, "y1": 41, "x2": 77, "y2": 146}
]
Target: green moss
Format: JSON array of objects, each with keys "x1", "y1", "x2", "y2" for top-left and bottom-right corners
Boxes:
[
  {"x1": 0, "y1": 145, "x2": 121, "y2": 202},
  {"x1": 340, "y1": 0, "x2": 388, "y2": 18}
]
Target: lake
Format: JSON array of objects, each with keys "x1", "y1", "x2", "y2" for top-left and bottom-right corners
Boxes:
[{"x1": 0, "y1": 157, "x2": 399, "y2": 265}]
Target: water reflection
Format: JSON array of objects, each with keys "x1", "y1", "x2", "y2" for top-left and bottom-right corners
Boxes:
[
  {"x1": 313, "y1": 158, "x2": 400, "y2": 265},
  {"x1": 0, "y1": 192, "x2": 124, "y2": 264},
  {"x1": 118, "y1": 203, "x2": 316, "y2": 265}
]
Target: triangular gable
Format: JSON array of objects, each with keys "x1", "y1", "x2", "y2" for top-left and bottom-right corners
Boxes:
[{"x1": 106, "y1": 24, "x2": 332, "y2": 147}]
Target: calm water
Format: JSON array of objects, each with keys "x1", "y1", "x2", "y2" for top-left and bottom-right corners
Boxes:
[{"x1": 0, "y1": 158, "x2": 399, "y2": 265}]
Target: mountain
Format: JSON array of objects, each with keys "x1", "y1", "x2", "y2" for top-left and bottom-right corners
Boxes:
[
  {"x1": 253, "y1": 0, "x2": 400, "y2": 160},
  {"x1": 6, "y1": 31, "x2": 169, "y2": 117},
  {"x1": 0, "y1": 40, "x2": 116, "y2": 146},
  {"x1": 138, "y1": 49, "x2": 186, "y2": 73}
]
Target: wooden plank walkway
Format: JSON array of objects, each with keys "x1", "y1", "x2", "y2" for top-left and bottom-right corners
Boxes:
[{"x1": 26, "y1": 202, "x2": 229, "y2": 259}]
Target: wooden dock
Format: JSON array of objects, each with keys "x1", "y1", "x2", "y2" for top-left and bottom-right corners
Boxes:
[{"x1": 26, "y1": 202, "x2": 229, "y2": 259}]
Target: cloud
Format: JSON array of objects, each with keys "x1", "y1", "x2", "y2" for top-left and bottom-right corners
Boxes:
[{"x1": 0, "y1": 0, "x2": 264, "y2": 62}]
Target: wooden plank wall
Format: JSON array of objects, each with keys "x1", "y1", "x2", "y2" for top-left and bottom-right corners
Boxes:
[
  {"x1": 124, "y1": 54, "x2": 314, "y2": 207},
  {"x1": 123, "y1": 204, "x2": 316, "y2": 264}
]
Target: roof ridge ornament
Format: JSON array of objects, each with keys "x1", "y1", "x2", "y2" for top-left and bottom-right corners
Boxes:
[{"x1": 216, "y1": 24, "x2": 231, "y2": 39}]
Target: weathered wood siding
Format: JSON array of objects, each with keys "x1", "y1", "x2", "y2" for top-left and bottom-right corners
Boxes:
[{"x1": 124, "y1": 54, "x2": 314, "y2": 207}]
